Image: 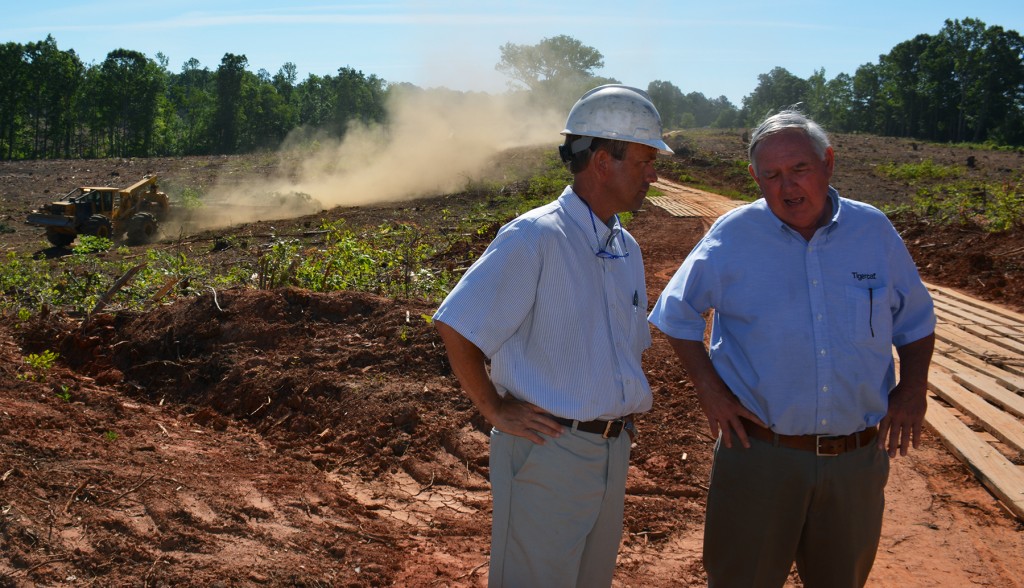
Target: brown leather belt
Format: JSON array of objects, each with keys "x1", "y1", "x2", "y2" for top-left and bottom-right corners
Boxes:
[
  {"x1": 742, "y1": 419, "x2": 878, "y2": 456},
  {"x1": 552, "y1": 416, "x2": 631, "y2": 438}
]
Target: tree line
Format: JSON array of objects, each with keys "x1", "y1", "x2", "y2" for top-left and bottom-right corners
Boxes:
[
  {"x1": 0, "y1": 36, "x2": 387, "y2": 160},
  {"x1": 1, "y1": 17, "x2": 1021, "y2": 161}
]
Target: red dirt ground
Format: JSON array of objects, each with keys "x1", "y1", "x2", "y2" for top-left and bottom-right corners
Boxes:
[{"x1": 1, "y1": 131, "x2": 1023, "y2": 586}]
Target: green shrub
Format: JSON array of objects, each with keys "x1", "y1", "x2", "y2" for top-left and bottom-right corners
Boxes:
[
  {"x1": 73, "y1": 235, "x2": 113, "y2": 254},
  {"x1": 878, "y1": 159, "x2": 962, "y2": 183},
  {"x1": 911, "y1": 179, "x2": 1023, "y2": 231}
]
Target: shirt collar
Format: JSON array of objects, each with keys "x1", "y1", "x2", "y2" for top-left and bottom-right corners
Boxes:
[{"x1": 559, "y1": 186, "x2": 622, "y2": 247}]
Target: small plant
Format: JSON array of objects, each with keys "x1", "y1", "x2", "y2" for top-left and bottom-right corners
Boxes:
[
  {"x1": 18, "y1": 349, "x2": 59, "y2": 382},
  {"x1": 73, "y1": 235, "x2": 114, "y2": 254},
  {"x1": 180, "y1": 186, "x2": 205, "y2": 210},
  {"x1": 55, "y1": 385, "x2": 72, "y2": 402},
  {"x1": 103, "y1": 431, "x2": 119, "y2": 442}
]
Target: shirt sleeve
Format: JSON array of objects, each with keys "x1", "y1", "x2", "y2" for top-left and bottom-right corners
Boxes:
[
  {"x1": 433, "y1": 223, "x2": 542, "y2": 358},
  {"x1": 886, "y1": 227, "x2": 937, "y2": 347},
  {"x1": 648, "y1": 240, "x2": 717, "y2": 341}
]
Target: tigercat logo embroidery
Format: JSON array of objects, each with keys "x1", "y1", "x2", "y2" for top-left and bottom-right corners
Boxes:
[{"x1": 851, "y1": 272, "x2": 877, "y2": 281}]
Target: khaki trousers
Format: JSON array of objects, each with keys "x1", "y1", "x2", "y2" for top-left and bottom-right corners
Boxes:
[
  {"x1": 487, "y1": 426, "x2": 631, "y2": 588},
  {"x1": 703, "y1": 436, "x2": 890, "y2": 588}
]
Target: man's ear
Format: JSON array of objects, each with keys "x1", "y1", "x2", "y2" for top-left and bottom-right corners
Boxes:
[{"x1": 591, "y1": 148, "x2": 612, "y2": 177}]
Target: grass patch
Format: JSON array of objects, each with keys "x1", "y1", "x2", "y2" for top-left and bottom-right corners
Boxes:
[
  {"x1": 877, "y1": 159, "x2": 962, "y2": 183},
  {"x1": 910, "y1": 178, "x2": 1024, "y2": 231}
]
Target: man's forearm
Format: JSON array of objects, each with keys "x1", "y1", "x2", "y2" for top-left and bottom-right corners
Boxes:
[
  {"x1": 667, "y1": 337, "x2": 717, "y2": 390},
  {"x1": 435, "y1": 320, "x2": 502, "y2": 422},
  {"x1": 896, "y1": 333, "x2": 935, "y2": 391}
]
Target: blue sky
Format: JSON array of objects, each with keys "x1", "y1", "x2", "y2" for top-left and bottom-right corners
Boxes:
[{"x1": 3, "y1": 1, "x2": 1022, "y2": 106}]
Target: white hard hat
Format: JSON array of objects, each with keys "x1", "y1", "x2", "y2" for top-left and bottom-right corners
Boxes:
[{"x1": 561, "y1": 84, "x2": 673, "y2": 155}]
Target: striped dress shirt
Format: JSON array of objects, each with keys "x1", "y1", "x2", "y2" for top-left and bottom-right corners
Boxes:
[{"x1": 434, "y1": 186, "x2": 652, "y2": 421}]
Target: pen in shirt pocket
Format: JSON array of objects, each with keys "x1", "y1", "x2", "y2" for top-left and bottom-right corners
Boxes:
[
  {"x1": 868, "y1": 287, "x2": 875, "y2": 337},
  {"x1": 633, "y1": 290, "x2": 639, "y2": 308}
]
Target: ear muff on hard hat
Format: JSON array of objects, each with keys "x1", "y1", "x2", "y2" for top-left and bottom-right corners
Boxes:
[{"x1": 560, "y1": 84, "x2": 674, "y2": 157}]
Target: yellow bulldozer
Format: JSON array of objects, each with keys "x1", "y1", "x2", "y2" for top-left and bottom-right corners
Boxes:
[{"x1": 26, "y1": 174, "x2": 170, "y2": 247}]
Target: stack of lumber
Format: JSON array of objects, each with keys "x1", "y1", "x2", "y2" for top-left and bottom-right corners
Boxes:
[{"x1": 924, "y1": 284, "x2": 1024, "y2": 520}]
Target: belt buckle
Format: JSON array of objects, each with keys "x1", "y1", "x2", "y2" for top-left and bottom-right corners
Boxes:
[
  {"x1": 816, "y1": 435, "x2": 840, "y2": 456},
  {"x1": 603, "y1": 419, "x2": 623, "y2": 439}
]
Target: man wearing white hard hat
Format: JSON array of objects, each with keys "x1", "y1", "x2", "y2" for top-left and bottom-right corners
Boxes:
[{"x1": 433, "y1": 85, "x2": 672, "y2": 587}]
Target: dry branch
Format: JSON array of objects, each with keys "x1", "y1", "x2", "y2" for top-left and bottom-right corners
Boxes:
[
  {"x1": 88, "y1": 263, "x2": 147, "y2": 319},
  {"x1": 99, "y1": 474, "x2": 157, "y2": 507},
  {"x1": 63, "y1": 478, "x2": 90, "y2": 514}
]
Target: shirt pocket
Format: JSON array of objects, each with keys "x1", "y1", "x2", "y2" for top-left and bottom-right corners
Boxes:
[{"x1": 845, "y1": 284, "x2": 893, "y2": 348}]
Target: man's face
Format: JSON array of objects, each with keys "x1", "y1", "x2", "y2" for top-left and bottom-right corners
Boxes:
[
  {"x1": 607, "y1": 142, "x2": 659, "y2": 214},
  {"x1": 749, "y1": 130, "x2": 834, "y2": 240}
]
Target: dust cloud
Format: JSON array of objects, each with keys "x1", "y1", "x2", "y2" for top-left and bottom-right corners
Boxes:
[{"x1": 185, "y1": 88, "x2": 565, "y2": 232}]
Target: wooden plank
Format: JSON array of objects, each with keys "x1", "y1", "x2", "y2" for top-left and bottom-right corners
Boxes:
[
  {"x1": 935, "y1": 324, "x2": 1024, "y2": 377},
  {"x1": 960, "y1": 324, "x2": 1024, "y2": 356},
  {"x1": 927, "y1": 282, "x2": 1024, "y2": 324},
  {"x1": 932, "y1": 353, "x2": 1024, "y2": 416},
  {"x1": 928, "y1": 370, "x2": 1024, "y2": 454},
  {"x1": 935, "y1": 340, "x2": 1024, "y2": 391},
  {"x1": 925, "y1": 395, "x2": 1024, "y2": 521},
  {"x1": 993, "y1": 324, "x2": 1024, "y2": 338},
  {"x1": 931, "y1": 296, "x2": 1023, "y2": 329},
  {"x1": 951, "y1": 370, "x2": 1024, "y2": 422},
  {"x1": 932, "y1": 299, "x2": 1012, "y2": 334}
]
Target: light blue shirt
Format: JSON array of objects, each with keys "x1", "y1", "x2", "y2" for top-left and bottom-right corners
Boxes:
[
  {"x1": 434, "y1": 186, "x2": 652, "y2": 421},
  {"x1": 649, "y1": 188, "x2": 935, "y2": 435}
]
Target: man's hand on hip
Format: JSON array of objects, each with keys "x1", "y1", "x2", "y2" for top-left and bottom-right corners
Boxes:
[{"x1": 490, "y1": 397, "x2": 563, "y2": 445}]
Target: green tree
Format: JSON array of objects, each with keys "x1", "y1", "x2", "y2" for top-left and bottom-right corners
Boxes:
[
  {"x1": 238, "y1": 71, "x2": 296, "y2": 150},
  {"x1": 23, "y1": 36, "x2": 83, "y2": 158},
  {"x1": 803, "y1": 69, "x2": 855, "y2": 132},
  {"x1": 979, "y1": 25, "x2": 1024, "y2": 144},
  {"x1": 330, "y1": 66, "x2": 387, "y2": 134},
  {"x1": 496, "y1": 35, "x2": 613, "y2": 107},
  {"x1": 850, "y1": 62, "x2": 883, "y2": 133},
  {"x1": 89, "y1": 48, "x2": 164, "y2": 156},
  {"x1": 740, "y1": 67, "x2": 810, "y2": 125},
  {"x1": 168, "y1": 57, "x2": 215, "y2": 154},
  {"x1": 213, "y1": 53, "x2": 248, "y2": 153},
  {"x1": 647, "y1": 80, "x2": 685, "y2": 129},
  {"x1": 0, "y1": 42, "x2": 27, "y2": 159},
  {"x1": 273, "y1": 62, "x2": 298, "y2": 104},
  {"x1": 936, "y1": 18, "x2": 1024, "y2": 143}
]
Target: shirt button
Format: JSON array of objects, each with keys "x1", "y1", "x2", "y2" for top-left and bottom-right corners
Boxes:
[
  {"x1": 822, "y1": 386, "x2": 829, "y2": 393},
  {"x1": 817, "y1": 314, "x2": 823, "y2": 321},
  {"x1": 820, "y1": 349, "x2": 827, "y2": 356},
  {"x1": 821, "y1": 419, "x2": 828, "y2": 426},
  {"x1": 812, "y1": 279, "x2": 818, "y2": 286}
]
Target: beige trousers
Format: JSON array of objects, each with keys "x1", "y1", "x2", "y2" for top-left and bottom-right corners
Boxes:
[{"x1": 487, "y1": 426, "x2": 632, "y2": 588}]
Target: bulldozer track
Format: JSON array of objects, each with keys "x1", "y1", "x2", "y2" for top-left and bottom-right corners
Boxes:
[{"x1": 649, "y1": 179, "x2": 1024, "y2": 521}]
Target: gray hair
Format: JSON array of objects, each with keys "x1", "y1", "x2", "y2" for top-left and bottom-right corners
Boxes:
[{"x1": 748, "y1": 109, "x2": 831, "y2": 172}]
